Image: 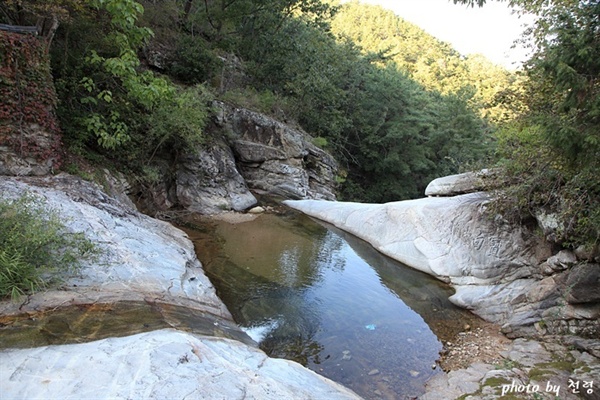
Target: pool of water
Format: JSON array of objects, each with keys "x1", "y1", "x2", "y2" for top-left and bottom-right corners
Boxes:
[{"x1": 183, "y1": 211, "x2": 480, "y2": 399}]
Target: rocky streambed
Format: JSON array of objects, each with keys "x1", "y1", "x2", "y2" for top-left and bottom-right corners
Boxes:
[
  {"x1": 285, "y1": 172, "x2": 600, "y2": 399},
  {"x1": 1, "y1": 172, "x2": 599, "y2": 400},
  {"x1": 0, "y1": 174, "x2": 360, "y2": 400}
]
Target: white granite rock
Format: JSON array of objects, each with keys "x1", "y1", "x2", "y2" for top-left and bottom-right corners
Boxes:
[
  {"x1": 284, "y1": 194, "x2": 551, "y2": 333},
  {"x1": 285, "y1": 194, "x2": 543, "y2": 284},
  {"x1": 424, "y1": 170, "x2": 491, "y2": 197},
  {"x1": 0, "y1": 175, "x2": 361, "y2": 400},
  {"x1": 0, "y1": 329, "x2": 360, "y2": 400},
  {"x1": 0, "y1": 174, "x2": 229, "y2": 318}
]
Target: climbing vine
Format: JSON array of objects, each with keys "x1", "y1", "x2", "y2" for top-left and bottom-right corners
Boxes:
[{"x1": 0, "y1": 31, "x2": 62, "y2": 165}]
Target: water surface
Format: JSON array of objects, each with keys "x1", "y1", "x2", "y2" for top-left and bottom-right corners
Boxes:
[{"x1": 184, "y1": 211, "x2": 479, "y2": 399}]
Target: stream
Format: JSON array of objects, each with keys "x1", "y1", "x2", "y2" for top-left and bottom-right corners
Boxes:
[{"x1": 183, "y1": 210, "x2": 481, "y2": 399}]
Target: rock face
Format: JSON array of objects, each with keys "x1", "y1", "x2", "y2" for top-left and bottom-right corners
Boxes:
[
  {"x1": 176, "y1": 143, "x2": 257, "y2": 213},
  {"x1": 284, "y1": 192, "x2": 600, "y2": 339},
  {"x1": 0, "y1": 329, "x2": 359, "y2": 400},
  {"x1": 0, "y1": 174, "x2": 360, "y2": 399},
  {"x1": 223, "y1": 105, "x2": 338, "y2": 200},
  {"x1": 146, "y1": 103, "x2": 338, "y2": 214}
]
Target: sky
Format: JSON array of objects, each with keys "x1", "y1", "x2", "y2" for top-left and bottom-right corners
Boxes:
[{"x1": 353, "y1": 0, "x2": 535, "y2": 69}]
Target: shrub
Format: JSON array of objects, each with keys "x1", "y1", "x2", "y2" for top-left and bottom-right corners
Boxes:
[
  {"x1": 487, "y1": 122, "x2": 600, "y2": 248},
  {"x1": 220, "y1": 87, "x2": 296, "y2": 120},
  {"x1": 168, "y1": 35, "x2": 222, "y2": 85},
  {"x1": 0, "y1": 194, "x2": 97, "y2": 299},
  {"x1": 143, "y1": 84, "x2": 212, "y2": 160}
]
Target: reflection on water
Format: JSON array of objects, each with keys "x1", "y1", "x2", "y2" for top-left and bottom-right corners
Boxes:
[{"x1": 184, "y1": 212, "x2": 478, "y2": 400}]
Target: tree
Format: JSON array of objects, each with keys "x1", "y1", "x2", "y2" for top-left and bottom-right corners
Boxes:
[
  {"x1": 329, "y1": 1, "x2": 518, "y2": 123},
  {"x1": 455, "y1": 0, "x2": 600, "y2": 246}
]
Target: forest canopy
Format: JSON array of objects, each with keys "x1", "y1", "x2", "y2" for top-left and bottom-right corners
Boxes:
[{"x1": 1, "y1": 0, "x2": 598, "y2": 247}]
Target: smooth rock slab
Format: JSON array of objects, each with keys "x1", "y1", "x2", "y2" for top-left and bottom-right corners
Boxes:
[
  {"x1": 284, "y1": 195, "x2": 553, "y2": 333},
  {"x1": 0, "y1": 175, "x2": 230, "y2": 319},
  {"x1": 284, "y1": 194, "x2": 544, "y2": 284},
  {"x1": 0, "y1": 329, "x2": 360, "y2": 400}
]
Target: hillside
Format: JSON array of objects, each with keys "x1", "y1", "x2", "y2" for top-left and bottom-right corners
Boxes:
[{"x1": 1, "y1": 0, "x2": 598, "y2": 246}]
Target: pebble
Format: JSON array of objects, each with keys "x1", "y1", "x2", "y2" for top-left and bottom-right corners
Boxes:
[
  {"x1": 409, "y1": 370, "x2": 420, "y2": 377},
  {"x1": 368, "y1": 369, "x2": 380, "y2": 376},
  {"x1": 374, "y1": 390, "x2": 383, "y2": 396}
]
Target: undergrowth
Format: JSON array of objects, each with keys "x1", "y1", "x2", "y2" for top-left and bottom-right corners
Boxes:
[{"x1": 0, "y1": 194, "x2": 98, "y2": 300}]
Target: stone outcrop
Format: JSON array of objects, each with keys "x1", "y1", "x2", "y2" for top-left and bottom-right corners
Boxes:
[
  {"x1": 1, "y1": 329, "x2": 359, "y2": 400},
  {"x1": 176, "y1": 143, "x2": 257, "y2": 213},
  {"x1": 0, "y1": 174, "x2": 360, "y2": 400},
  {"x1": 144, "y1": 103, "x2": 339, "y2": 214},
  {"x1": 215, "y1": 103, "x2": 338, "y2": 201},
  {"x1": 284, "y1": 192, "x2": 599, "y2": 339},
  {"x1": 425, "y1": 170, "x2": 493, "y2": 197}
]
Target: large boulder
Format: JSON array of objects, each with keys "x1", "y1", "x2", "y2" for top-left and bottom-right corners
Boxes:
[
  {"x1": 424, "y1": 170, "x2": 492, "y2": 197},
  {"x1": 176, "y1": 143, "x2": 257, "y2": 214},
  {"x1": 219, "y1": 104, "x2": 338, "y2": 200}
]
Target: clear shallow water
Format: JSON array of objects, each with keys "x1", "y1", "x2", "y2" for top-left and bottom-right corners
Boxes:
[{"x1": 184, "y1": 211, "x2": 480, "y2": 399}]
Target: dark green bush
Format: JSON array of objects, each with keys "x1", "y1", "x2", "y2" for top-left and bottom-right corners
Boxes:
[
  {"x1": 168, "y1": 35, "x2": 222, "y2": 85},
  {"x1": 488, "y1": 122, "x2": 600, "y2": 248},
  {"x1": 0, "y1": 195, "x2": 98, "y2": 299}
]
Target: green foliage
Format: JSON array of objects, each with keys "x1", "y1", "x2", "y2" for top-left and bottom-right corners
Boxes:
[
  {"x1": 51, "y1": 0, "x2": 177, "y2": 151},
  {"x1": 473, "y1": 0, "x2": 600, "y2": 248},
  {"x1": 522, "y1": 0, "x2": 600, "y2": 167},
  {"x1": 46, "y1": 0, "x2": 493, "y2": 204},
  {"x1": 144, "y1": 85, "x2": 212, "y2": 160},
  {"x1": 167, "y1": 35, "x2": 222, "y2": 85},
  {"x1": 330, "y1": 1, "x2": 519, "y2": 123},
  {"x1": 491, "y1": 120, "x2": 600, "y2": 247},
  {"x1": 0, "y1": 195, "x2": 97, "y2": 299},
  {"x1": 223, "y1": 4, "x2": 493, "y2": 202}
]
